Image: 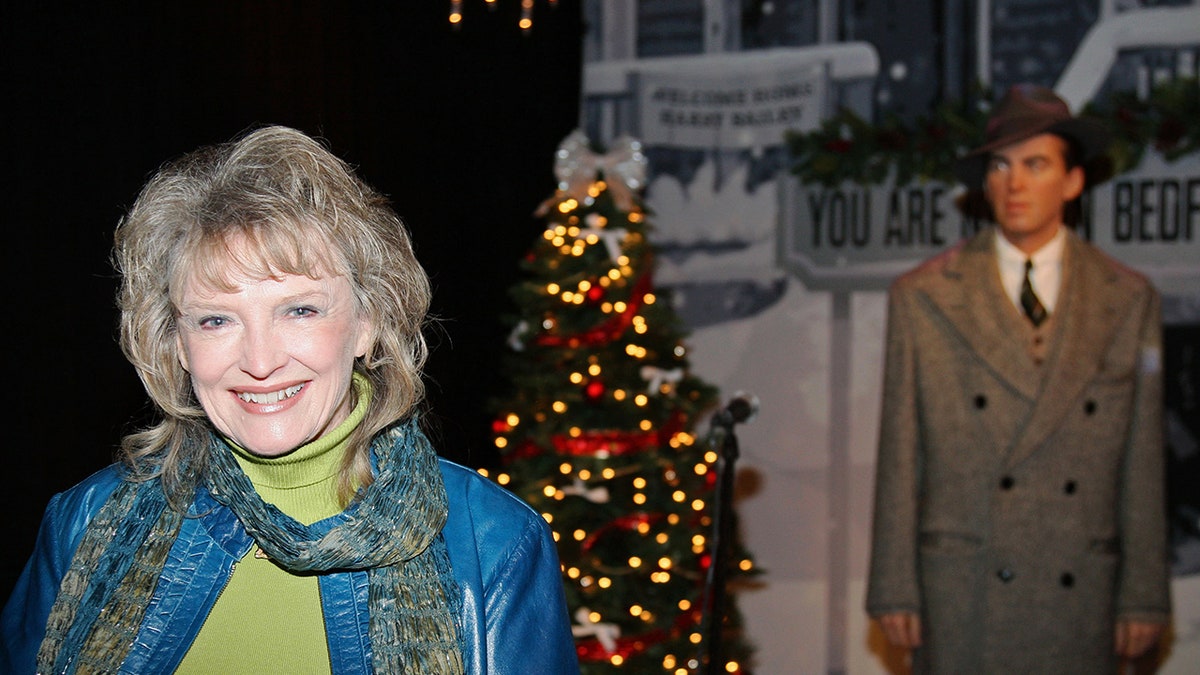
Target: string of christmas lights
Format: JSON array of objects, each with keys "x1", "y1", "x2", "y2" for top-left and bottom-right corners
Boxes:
[{"x1": 448, "y1": 0, "x2": 559, "y2": 32}]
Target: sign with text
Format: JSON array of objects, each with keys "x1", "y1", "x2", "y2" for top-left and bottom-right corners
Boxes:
[
  {"x1": 777, "y1": 151, "x2": 1200, "y2": 295},
  {"x1": 637, "y1": 64, "x2": 827, "y2": 150},
  {"x1": 1089, "y1": 152, "x2": 1200, "y2": 297},
  {"x1": 777, "y1": 176, "x2": 977, "y2": 291}
]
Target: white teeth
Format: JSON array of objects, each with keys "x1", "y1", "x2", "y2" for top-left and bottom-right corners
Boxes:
[{"x1": 237, "y1": 384, "x2": 304, "y2": 404}]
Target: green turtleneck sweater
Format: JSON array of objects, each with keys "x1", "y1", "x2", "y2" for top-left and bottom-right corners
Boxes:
[{"x1": 174, "y1": 377, "x2": 369, "y2": 675}]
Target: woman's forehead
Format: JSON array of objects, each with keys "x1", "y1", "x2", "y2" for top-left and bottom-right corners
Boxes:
[
  {"x1": 178, "y1": 267, "x2": 350, "y2": 303},
  {"x1": 174, "y1": 230, "x2": 343, "y2": 296}
]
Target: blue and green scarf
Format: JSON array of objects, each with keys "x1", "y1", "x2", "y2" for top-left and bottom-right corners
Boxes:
[{"x1": 36, "y1": 419, "x2": 465, "y2": 674}]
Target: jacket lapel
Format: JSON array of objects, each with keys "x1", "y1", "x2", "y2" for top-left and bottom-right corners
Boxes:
[{"x1": 922, "y1": 228, "x2": 1041, "y2": 401}]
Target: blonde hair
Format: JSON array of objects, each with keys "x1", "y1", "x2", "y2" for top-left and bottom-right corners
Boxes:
[{"x1": 114, "y1": 125, "x2": 431, "y2": 505}]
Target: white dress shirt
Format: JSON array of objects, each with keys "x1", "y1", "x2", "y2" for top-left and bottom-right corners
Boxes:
[{"x1": 994, "y1": 226, "x2": 1066, "y2": 315}]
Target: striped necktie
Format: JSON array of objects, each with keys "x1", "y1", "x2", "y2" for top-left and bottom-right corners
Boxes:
[{"x1": 1020, "y1": 259, "x2": 1047, "y2": 327}]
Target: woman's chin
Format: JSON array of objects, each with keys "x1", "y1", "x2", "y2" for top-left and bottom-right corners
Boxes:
[{"x1": 224, "y1": 428, "x2": 311, "y2": 458}]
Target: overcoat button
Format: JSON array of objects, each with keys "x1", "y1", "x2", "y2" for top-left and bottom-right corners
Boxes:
[
  {"x1": 974, "y1": 395, "x2": 987, "y2": 409},
  {"x1": 1000, "y1": 476, "x2": 1015, "y2": 490},
  {"x1": 1060, "y1": 573, "x2": 1075, "y2": 588},
  {"x1": 997, "y1": 568, "x2": 1015, "y2": 583},
  {"x1": 1084, "y1": 400, "x2": 1097, "y2": 415},
  {"x1": 1064, "y1": 480, "x2": 1077, "y2": 494}
]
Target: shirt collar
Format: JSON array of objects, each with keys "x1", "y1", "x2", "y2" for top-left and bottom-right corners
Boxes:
[{"x1": 994, "y1": 225, "x2": 1066, "y2": 267}]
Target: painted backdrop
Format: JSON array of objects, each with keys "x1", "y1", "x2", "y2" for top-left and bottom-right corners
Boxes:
[{"x1": 579, "y1": 1, "x2": 1200, "y2": 673}]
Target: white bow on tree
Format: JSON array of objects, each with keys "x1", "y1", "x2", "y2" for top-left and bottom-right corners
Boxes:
[
  {"x1": 570, "y1": 607, "x2": 621, "y2": 653},
  {"x1": 640, "y1": 365, "x2": 684, "y2": 395},
  {"x1": 536, "y1": 130, "x2": 648, "y2": 215}
]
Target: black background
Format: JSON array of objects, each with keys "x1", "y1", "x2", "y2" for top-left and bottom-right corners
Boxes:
[{"x1": 2, "y1": 1, "x2": 583, "y2": 600}]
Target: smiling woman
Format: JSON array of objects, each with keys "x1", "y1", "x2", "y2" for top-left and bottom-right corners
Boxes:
[
  {"x1": 114, "y1": 125, "x2": 436, "y2": 506},
  {"x1": 0, "y1": 125, "x2": 579, "y2": 675}
]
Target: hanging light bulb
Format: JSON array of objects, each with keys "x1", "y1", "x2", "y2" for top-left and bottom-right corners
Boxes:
[{"x1": 519, "y1": 0, "x2": 534, "y2": 31}]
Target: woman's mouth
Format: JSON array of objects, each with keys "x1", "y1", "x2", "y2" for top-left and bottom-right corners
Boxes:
[{"x1": 236, "y1": 383, "x2": 305, "y2": 404}]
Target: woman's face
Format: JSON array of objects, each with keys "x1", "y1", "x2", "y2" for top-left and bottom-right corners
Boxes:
[{"x1": 175, "y1": 260, "x2": 372, "y2": 457}]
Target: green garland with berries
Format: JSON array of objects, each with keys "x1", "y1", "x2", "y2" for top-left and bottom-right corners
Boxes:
[{"x1": 785, "y1": 78, "x2": 1199, "y2": 188}]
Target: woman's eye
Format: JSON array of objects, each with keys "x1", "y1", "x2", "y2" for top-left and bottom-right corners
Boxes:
[
  {"x1": 290, "y1": 306, "x2": 320, "y2": 318},
  {"x1": 197, "y1": 316, "x2": 228, "y2": 329}
]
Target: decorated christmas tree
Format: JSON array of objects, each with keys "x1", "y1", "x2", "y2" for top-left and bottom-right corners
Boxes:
[{"x1": 483, "y1": 131, "x2": 757, "y2": 674}]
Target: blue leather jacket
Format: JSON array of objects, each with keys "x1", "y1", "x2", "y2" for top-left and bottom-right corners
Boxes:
[{"x1": 1, "y1": 460, "x2": 580, "y2": 674}]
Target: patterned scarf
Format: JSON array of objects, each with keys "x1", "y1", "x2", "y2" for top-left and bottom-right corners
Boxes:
[{"x1": 36, "y1": 419, "x2": 465, "y2": 674}]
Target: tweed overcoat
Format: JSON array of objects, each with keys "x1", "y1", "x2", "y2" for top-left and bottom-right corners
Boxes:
[{"x1": 866, "y1": 226, "x2": 1170, "y2": 674}]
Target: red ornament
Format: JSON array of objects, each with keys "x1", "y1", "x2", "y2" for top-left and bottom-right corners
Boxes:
[
  {"x1": 824, "y1": 138, "x2": 853, "y2": 153},
  {"x1": 586, "y1": 285, "x2": 605, "y2": 302},
  {"x1": 584, "y1": 379, "x2": 606, "y2": 401},
  {"x1": 491, "y1": 417, "x2": 512, "y2": 434}
]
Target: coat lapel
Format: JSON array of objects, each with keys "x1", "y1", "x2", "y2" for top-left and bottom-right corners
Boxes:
[
  {"x1": 922, "y1": 228, "x2": 1041, "y2": 401},
  {"x1": 1005, "y1": 231, "x2": 1128, "y2": 466}
]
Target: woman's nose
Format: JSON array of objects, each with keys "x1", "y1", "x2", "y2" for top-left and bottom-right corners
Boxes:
[{"x1": 238, "y1": 323, "x2": 287, "y2": 378}]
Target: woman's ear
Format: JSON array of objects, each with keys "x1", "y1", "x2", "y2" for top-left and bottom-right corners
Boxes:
[{"x1": 355, "y1": 318, "x2": 374, "y2": 360}]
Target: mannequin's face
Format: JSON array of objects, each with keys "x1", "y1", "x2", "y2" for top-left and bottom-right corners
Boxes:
[{"x1": 985, "y1": 133, "x2": 1083, "y2": 254}]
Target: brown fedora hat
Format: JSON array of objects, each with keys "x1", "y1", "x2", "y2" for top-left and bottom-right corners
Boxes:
[{"x1": 954, "y1": 84, "x2": 1110, "y2": 187}]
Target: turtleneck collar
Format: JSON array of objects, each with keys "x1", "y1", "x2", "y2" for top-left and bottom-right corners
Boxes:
[{"x1": 229, "y1": 373, "x2": 370, "y2": 492}]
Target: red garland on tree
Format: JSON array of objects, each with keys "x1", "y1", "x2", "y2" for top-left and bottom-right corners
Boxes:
[{"x1": 483, "y1": 131, "x2": 758, "y2": 674}]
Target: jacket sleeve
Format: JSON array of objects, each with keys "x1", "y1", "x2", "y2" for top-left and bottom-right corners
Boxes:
[
  {"x1": 1115, "y1": 286, "x2": 1171, "y2": 623},
  {"x1": 1, "y1": 468, "x2": 121, "y2": 674},
  {"x1": 866, "y1": 282, "x2": 924, "y2": 617},
  {"x1": 1, "y1": 493, "x2": 70, "y2": 673},
  {"x1": 483, "y1": 512, "x2": 580, "y2": 674}
]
